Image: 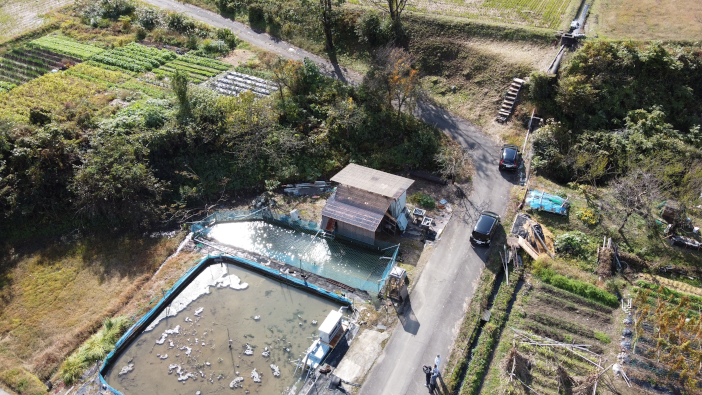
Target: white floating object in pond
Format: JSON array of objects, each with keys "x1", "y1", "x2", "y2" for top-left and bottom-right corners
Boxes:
[
  {"x1": 194, "y1": 307, "x2": 204, "y2": 316},
  {"x1": 206, "y1": 362, "x2": 211, "y2": 366},
  {"x1": 202, "y1": 342, "x2": 205, "y2": 346},
  {"x1": 214, "y1": 274, "x2": 249, "y2": 290},
  {"x1": 195, "y1": 338, "x2": 199, "y2": 343},
  {"x1": 229, "y1": 377, "x2": 244, "y2": 389},
  {"x1": 299, "y1": 322, "x2": 303, "y2": 326},
  {"x1": 179, "y1": 346, "x2": 192, "y2": 356},
  {"x1": 270, "y1": 364, "x2": 280, "y2": 377},
  {"x1": 200, "y1": 371, "x2": 205, "y2": 378},
  {"x1": 312, "y1": 320, "x2": 318, "y2": 325},
  {"x1": 118, "y1": 363, "x2": 134, "y2": 376},
  {"x1": 169, "y1": 340, "x2": 174, "y2": 348},
  {"x1": 285, "y1": 348, "x2": 290, "y2": 353},
  {"x1": 236, "y1": 371, "x2": 239, "y2": 376},
  {"x1": 262, "y1": 350, "x2": 270, "y2": 357},
  {"x1": 159, "y1": 354, "x2": 168, "y2": 360},
  {"x1": 251, "y1": 368, "x2": 261, "y2": 383},
  {"x1": 185, "y1": 317, "x2": 193, "y2": 323},
  {"x1": 178, "y1": 372, "x2": 194, "y2": 382},
  {"x1": 196, "y1": 392, "x2": 201, "y2": 395},
  {"x1": 156, "y1": 333, "x2": 168, "y2": 345},
  {"x1": 166, "y1": 325, "x2": 180, "y2": 335},
  {"x1": 244, "y1": 346, "x2": 254, "y2": 356},
  {"x1": 253, "y1": 316, "x2": 260, "y2": 321}
]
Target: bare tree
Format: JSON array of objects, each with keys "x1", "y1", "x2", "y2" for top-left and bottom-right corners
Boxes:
[
  {"x1": 363, "y1": 45, "x2": 420, "y2": 117},
  {"x1": 612, "y1": 169, "x2": 665, "y2": 232}
]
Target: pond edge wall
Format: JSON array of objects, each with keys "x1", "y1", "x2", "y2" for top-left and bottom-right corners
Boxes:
[{"x1": 98, "y1": 253, "x2": 351, "y2": 395}]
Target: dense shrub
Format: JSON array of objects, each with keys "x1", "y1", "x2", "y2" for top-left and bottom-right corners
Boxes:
[
  {"x1": 355, "y1": 12, "x2": 393, "y2": 47},
  {"x1": 410, "y1": 192, "x2": 436, "y2": 209},
  {"x1": 555, "y1": 231, "x2": 588, "y2": 256}
]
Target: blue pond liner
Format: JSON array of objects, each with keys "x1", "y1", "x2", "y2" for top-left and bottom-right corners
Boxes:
[
  {"x1": 525, "y1": 190, "x2": 569, "y2": 215},
  {"x1": 98, "y1": 254, "x2": 351, "y2": 395}
]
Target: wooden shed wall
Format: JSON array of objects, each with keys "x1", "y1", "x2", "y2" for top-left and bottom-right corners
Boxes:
[{"x1": 336, "y1": 221, "x2": 375, "y2": 245}]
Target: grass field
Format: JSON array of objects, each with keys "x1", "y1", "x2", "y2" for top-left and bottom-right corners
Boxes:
[
  {"x1": 0, "y1": 234, "x2": 188, "y2": 391},
  {"x1": 588, "y1": 0, "x2": 702, "y2": 40},
  {"x1": 0, "y1": 0, "x2": 72, "y2": 44},
  {"x1": 355, "y1": 0, "x2": 579, "y2": 30}
]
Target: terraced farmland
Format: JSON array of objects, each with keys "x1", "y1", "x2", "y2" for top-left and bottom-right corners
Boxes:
[{"x1": 210, "y1": 71, "x2": 277, "y2": 96}]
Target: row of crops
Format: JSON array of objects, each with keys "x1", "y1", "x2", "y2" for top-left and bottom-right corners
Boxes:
[
  {"x1": 0, "y1": 47, "x2": 80, "y2": 85},
  {"x1": 0, "y1": 34, "x2": 235, "y2": 94},
  {"x1": 29, "y1": 35, "x2": 105, "y2": 60},
  {"x1": 481, "y1": 0, "x2": 573, "y2": 29},
  {"x1": 152, "y1": 54, "x2": 230, "y2": 84}
]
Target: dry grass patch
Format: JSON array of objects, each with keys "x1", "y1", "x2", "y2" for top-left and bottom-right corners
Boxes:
[
  {"x1": 0, "y1": 234, "x2": 184, "y2": 386},
  {"x1": 0, "y1": 0, "x2": 72, "y2": 44},
  {"x1": 419, "y1": 39, "x2": 554, "y2": 140},
  {"x1": 589, "y1": 0, "x2": 702, "y2": 40}
]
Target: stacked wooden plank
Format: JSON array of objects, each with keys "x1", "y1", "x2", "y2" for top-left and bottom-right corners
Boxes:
[{"x1": 496, "y1": 78, "x2": 525, "y2": 123}]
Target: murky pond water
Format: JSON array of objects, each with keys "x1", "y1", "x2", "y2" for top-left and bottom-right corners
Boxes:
[
  {"x1": 206, "y1": 221, "x2": 392, "y2": 292},
  {"x1": 104, "y1": 263, "x2": 341, "y2": 394}
]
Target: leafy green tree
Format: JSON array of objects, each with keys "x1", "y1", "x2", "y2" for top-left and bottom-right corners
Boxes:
[
  {"x1": 171, "y1": 70, "x2": 191, "y2": 120},
  {"x1": 70, "y1": 135, "x2": 166, "y2": 225}
]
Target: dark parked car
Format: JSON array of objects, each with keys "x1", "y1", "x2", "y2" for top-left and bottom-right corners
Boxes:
[
  {"x1": 499, "y1": 144, "x2": 520, "y2": 170},
  {"x1": 470, "y1": 211, "x2": 500, "y2": 246}
]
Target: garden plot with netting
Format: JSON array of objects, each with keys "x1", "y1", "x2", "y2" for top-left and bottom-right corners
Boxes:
[
  {"x1": 152, "y1": 54, "x2": 231, "y2": 84},
  {"x1": 210, "y1": 71, "x2": 277, "y2": 97}
]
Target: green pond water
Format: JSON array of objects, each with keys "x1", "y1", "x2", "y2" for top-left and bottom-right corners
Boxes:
[{"x1": 206, "y1": 221, "x2": 393, "y2": 293}]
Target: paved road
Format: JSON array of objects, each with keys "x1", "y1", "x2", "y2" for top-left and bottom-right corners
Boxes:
[{"x1": 141, "y1": 2, "x2": 516, "y2": 393}]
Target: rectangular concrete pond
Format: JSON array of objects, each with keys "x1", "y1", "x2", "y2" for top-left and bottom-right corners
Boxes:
[{"x1": 103, "y1": 263, "x2": 342, "y2": 394}]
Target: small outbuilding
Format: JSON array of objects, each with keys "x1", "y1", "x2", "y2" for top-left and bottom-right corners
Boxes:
[{"x1": 321, "y1": 164, "x2": 414, "y2": 245}]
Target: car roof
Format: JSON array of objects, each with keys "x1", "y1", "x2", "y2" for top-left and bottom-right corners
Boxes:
[
  {"x1": 474, "y1": 214, "x2": 497, "y2": 234},
  {"x1": 481, "y1": 210, "x2": 500, "y2": 219},
  {"x1": 502, "y1": 144, "x2": 519, "y2": 151}
]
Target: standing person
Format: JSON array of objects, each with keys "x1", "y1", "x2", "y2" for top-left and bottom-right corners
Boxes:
[
  {"x1": 430, "y1": 364, "x2": 439, "y2": 391},
  {"x1": 435, "y1": 354, "x2": 442, "y2": 378},
  {"x1": 422, "y1": 364, "x2": 432, "y2": 387}
]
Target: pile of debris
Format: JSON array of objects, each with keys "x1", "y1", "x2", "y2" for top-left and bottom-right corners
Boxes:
[{"x1": 510, "y1": 213, "x2": 554, "y2": 260}]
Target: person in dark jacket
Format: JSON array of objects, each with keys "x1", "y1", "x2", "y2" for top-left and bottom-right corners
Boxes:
[{"x1": 422, "y1": 364, "x2": 432, "y2": 387}]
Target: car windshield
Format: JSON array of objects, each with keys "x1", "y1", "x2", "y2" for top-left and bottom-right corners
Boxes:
[
  {"x1": 502, "y1": 148, "x2": 517, "y2": 161},
  {"x1": 474, "y1": 215, "x2": 496, "y2": 234}
]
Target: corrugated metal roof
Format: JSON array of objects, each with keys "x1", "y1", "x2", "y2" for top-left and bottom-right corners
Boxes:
[
  {"x1": 321, "y1": 185, "x2": 392, "y2": 232},
  {"x1": 330, "y1": 164, "x2": 414, "y2": 199}
]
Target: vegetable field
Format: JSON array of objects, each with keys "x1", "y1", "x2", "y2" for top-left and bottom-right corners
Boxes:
[
  {"x1": 480, "y1": 281, "x2": 619, "y2": 395},
  {"x1": 91, "y1": 43, "x2": 177, "y2": 73},
  {"x1": 153, "y1": 54, "x2": 230, "y2": 83},
  {"x1": 0, "y1": 47, "x2": 80, "y2": 85},
  {"x1": 29, "y1": 35, "x2": 105, "y2": 60}
]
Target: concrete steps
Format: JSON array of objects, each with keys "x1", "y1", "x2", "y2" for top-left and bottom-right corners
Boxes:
[{"x1": 496, "y1": 78, "x2": 525, "y2": 123}]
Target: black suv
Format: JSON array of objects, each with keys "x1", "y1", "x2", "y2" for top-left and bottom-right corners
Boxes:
[
  {"x1": 470, "y1": 211, "x2": 500, "y2": 247},
  {"x1": 499, "y1": 144, "x2": 520, "y2": 171}
]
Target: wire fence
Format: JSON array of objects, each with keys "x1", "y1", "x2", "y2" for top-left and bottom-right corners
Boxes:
[{"x1": 191, "y1": 209, "x2": 399, "y2": 295}]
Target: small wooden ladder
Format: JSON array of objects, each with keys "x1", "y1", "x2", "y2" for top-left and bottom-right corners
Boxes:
[{"x1": 496, "y1": 78, "x2": 525, "y2": 123}]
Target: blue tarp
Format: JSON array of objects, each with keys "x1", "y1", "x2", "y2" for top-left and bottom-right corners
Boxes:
[{"x1": 525, "y1": 190, "x2": 569, "y2": 215}]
